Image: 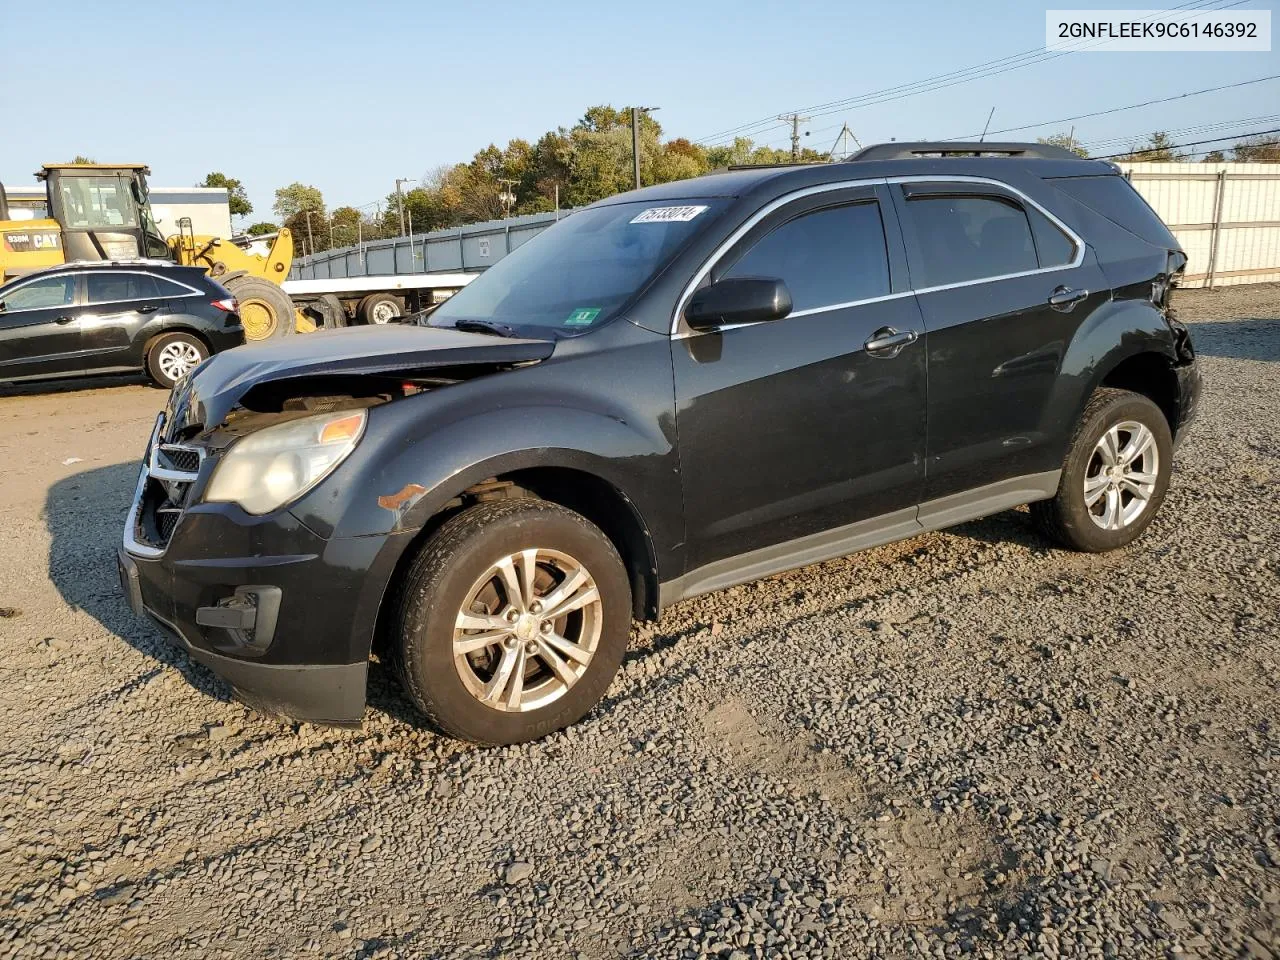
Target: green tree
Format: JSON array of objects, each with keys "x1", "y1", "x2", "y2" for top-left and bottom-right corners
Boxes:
[
  {"x1": 1117, "y1": 131, "x2": 1186, "y2": 162},
  {"x1": 273, "y1": 182, "x2": 325, "y2": 221},
  {"x1": 245, "y1": 221, "x2": 277, "y2": 236},
  {"x1": 71, "y1": 155, "x2": 95, "y2": 164},
  {"x1": 1232, "y1": 135, "x2": 1280, "y2": 162},
  {"x1": 199, "y1": 172, "x2": 253, "y2": 218},
  {"x1": 1202, "y1": 150, "x2": 1226, "y2": 163},
  {"x1": 329, "y1": 206, "x2": 362, "y2": 247},
  {"x1": 1037, "y1": 132, "x2": 1089, "y2": 158}
]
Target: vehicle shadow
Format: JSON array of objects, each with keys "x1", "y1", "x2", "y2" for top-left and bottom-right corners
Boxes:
[
  {"x1": 1184, "y1": 317, "x2": 1280, "y2": 363},
  {"x1": 45, "y1": 461, "x2": 233, "y2": 707},
  {"x1": 0, "y1": 373, "x2": 149, "y2": 398},
  {"x1": 45, "y1": 460, "x2": 438, "y2": 728}
]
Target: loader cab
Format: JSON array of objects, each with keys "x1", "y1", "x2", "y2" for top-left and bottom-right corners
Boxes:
[{"x1": 39, "y1": 164, "x2": 169, "y2": 263}]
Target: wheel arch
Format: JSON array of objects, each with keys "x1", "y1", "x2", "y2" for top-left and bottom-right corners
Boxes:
[{"x1": 370, "y1": 460, "x2": 660, "y2": 660}]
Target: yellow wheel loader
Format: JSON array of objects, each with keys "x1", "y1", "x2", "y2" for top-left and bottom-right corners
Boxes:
[{"x1": 0, "y1": 164, "x2": 312, "y2": 339}]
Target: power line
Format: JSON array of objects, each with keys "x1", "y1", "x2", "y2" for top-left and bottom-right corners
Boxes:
[
  {"x1": 695, "y1": 0, "x2": 1235, "y2": 146},
  {"x1": 1080, "y1": 113, "x2": 1280, "y2": 150},
  {"x1": 944, "y1": 73, "x2": 1280, "y2": 141},
  {"x1": 1098, "y1": 126, "x2": 1280, "y2": 159}
]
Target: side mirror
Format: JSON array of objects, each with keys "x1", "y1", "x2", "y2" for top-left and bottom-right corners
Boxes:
[
  {"x1": 0, "y1": 300, "x2": 7, "y2": 313},
  {"x1": 685, "y1": 277, "x2": 792, "y2": 331}
]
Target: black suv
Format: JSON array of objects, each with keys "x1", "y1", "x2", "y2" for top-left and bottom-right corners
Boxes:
[
  {"x1": 0, "y1": 261, "x2": 243, "y2": 388},
  {"x1": 118, "y1": 143, "x2": 1200, "y2": 744}
]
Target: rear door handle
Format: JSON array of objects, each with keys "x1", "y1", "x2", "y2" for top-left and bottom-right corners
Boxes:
[
  {"x1": 1048, "y1": 285, "x2": 1088, "y2": 310},
  {"x1": 864, "y1": 327, "x2": 919, "y2": 358},
  {"x1": 54, "y1": 316, "x2": 74, "y2": 324},
  {"x1": 138, "y1": 304, "x2": 160, "y2": 314}
]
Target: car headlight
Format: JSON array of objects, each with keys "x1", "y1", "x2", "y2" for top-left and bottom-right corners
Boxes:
[{"x1": 204, "y1": 409, "x2": 367, "y2": 515}]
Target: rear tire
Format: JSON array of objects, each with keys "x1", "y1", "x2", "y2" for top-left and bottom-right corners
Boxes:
[
  {"x1": 225, "y1": 276, "x2": 295, "y2": 341},
  {"x1": 146, "y1": 332, "x2": 209, "y2": 389},
  {"x1": 315, "y1": 293, "x2": 348, "y2": 329},
  {"x1": 358, "y1": 292, "x2": 403, "y2": 325},
  {"x1": 391, "y1": 499, "x2": 632, "y2": 745},
  {"x1": 1032, "y1": 387, "x2": 1173, "y2": 552}
]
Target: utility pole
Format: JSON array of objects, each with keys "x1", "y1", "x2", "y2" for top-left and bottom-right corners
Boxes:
[
  {"x1": 631, "y1": 106, "x2": 660, "y2": 189},
  {"x1": 395, "y1": 178, "x2": 412, "y2": 236},
  {"x1": 779, "y1": 113, "x2": 811, "y2": 161},
  {"x1": 303, "y1": 210, "x2": 315, "y2": 255},
  {"x1": 497, "y1": 178, "x2": 518, "y2": 218}
]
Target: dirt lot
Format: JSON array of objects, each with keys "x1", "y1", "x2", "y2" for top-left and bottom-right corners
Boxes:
[{"x1": 1, "y1": 285, "x2": 1278, "y2": 960}]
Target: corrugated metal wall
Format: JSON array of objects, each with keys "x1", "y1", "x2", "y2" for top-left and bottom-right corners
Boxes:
[{"x1": 1119, "y1": 162, "x2": 1280, "y2": 289}]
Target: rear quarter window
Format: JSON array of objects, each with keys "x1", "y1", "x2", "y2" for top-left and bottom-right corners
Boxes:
[{"x1": 1048, "y1": 175, "x2": 1177, "y2": 248}]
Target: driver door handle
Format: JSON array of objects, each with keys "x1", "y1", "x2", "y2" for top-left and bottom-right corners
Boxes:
[
  {"x1": 1048, "y1": 285, "x2": 1088, "y2": 310},
  {"x1": 864, "y1": 327, "x2": 918, "y2": 358},
  {"x1": 54, "y1": 315, "x2": 74, "y2": 324}
]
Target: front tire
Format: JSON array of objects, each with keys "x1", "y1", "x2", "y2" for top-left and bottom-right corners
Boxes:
[
  {"x1": 225, "y1": 276, "x2": 295, "y2": 341},
  {"x1": 392, "y1": 499, "x2": 632, "y2": 745},
  {"x1": 1032, "y1": 387, "x2": 1173, "y2": 552},
  {"x1": 146, "y1": 332, "x2": 209, "y2": 389}
]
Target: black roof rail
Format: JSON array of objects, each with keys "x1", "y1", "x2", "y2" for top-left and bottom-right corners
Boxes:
[{"x1": 848, "y1": 141, "x2": 1082, "y2": 161}]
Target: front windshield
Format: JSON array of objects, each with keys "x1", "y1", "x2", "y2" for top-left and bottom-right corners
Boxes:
[
  {"x1": 53, "y1": 175, "x2": 141, "y2": 230},
  {"x1": 431, "y1": 199, "x2": 727, "y2": 333}
]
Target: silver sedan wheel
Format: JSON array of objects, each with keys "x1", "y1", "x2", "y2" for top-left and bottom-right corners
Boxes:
[
  {"x1": 453, "y1": 548, "x2": 603, "y2": 713},
  {"x1": 157, "y1": 341, "x2": 204, "y2": 382},
  {"x1": 1084, "y1": 420, "x2": 1160, "y2": 530}
]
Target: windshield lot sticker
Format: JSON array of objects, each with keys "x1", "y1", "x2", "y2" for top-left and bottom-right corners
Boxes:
[
  {"x1": 565, "y1": 307, "x2": 601, "y2": 326},
  {"x1": 630, "y1": 205, "x2": 708, "y2": 224}
]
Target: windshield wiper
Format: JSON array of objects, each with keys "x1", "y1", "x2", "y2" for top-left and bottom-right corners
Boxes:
[{"x1": 451, "y1": 319, "x2": 520, "y2": 338}]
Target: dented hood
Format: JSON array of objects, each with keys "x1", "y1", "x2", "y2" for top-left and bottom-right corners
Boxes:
[{"x1": 166, "y1": 324, "x2": 555, "y2": 435}]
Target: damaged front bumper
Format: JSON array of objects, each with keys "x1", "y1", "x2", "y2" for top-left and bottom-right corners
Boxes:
[{"x1": 118, "y1": 415, "x2": 413, "y2": 726}]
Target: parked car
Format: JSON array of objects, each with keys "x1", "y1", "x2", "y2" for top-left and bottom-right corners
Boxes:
[
  {"x1": 118, "y1": 142, "x2": 1200, "y2": 744},
  {"x1": 0, "y1": 261, "x2": 243, "y2": 388}
]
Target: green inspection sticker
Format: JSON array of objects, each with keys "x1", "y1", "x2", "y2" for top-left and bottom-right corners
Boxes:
[{"x1": 564, "y1": 307, "x2": 601, "y2": 326}]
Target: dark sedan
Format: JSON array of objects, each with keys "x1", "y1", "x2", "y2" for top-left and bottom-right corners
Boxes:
[{"x1": 0, "y1": 261, "x2": 244, "y2": 388}]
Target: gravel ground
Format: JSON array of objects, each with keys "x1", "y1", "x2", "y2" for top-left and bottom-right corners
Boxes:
[{"x1": 1, "y1": 284, "x2": 1277, "y2": 960}]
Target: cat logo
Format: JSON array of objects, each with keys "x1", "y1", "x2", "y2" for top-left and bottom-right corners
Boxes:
[{"x1": 2, "y1": 231, "x2": 61, "y2": 253}]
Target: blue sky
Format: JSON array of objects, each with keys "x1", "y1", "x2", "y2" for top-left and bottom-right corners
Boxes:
[{"x1": 4, "y1": 0, "x2": 1277, "y2": 223}]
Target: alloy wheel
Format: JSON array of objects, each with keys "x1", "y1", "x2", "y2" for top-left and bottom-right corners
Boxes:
[
  {"x1": 452, "y1": 548, "x2": 603, "y2": 712},
  {"x1": 157, "y1": 341, "x2": 203, "y2": 382},
  {"x1": 1083, "y1": 420, "x2": 1160, "y2": 530}
]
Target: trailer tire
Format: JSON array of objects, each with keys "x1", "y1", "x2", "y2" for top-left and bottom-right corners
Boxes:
[
  {"x1": 225, "y1": 276, "x2": 295, "y2": 341},
  {"x1": 316, "y1": 294, "x2": 348, "y2": 329},
  {"x1": 358, "y1": 292, "x2": 403, "y2": 325}
]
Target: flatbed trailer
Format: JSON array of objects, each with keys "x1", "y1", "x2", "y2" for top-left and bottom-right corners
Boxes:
[{"x1": 280, "y1": 271, "x2": 477, "y2": 327}]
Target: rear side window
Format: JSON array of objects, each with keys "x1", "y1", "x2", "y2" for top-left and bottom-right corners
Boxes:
[
  {"x1": 903, "y1": 195, "x2": 1037, "y2": 287},
  {"x1": 721, "y1": 201, "x2": 890, "y2": 311},
  {"x1": 87, "y1": 272, "x2": 161, "y2": 304},
  {"x1": 151, "y1": 275, "x2": 193, "y2": 296},
  {"x1": 1027, "y1": 206, "x2": 1078, "y2": 268},
  {"x1": 1049, "y1": 175, "x2": 1177, "y2": 248}
]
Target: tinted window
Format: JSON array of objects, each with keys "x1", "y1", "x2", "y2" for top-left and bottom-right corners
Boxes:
[
  {"x1": 431, "y1": 199, "x2": 728, "y2": 333},
  {"x1": 0, "y1": 275, "x2": 75, "y2": 312},
  {"x1": 722, "y1": 202, "x2": 890, "y2": 311},
  {"x1": 1027, "y1": 206, "x2": 1077, "y2": 268},
  {"x1": 905, "y1": 195, "x2": 1037, "y2": 287},
  {"x1": 151, "y1": 275, "x2": 192, "y2": 296},
  {"x1": 54, "y1": 175, "x2": 140, "y2": 230},
  {"x1": 87, "y1": 272, "x2": 161, "y2": 304},
  {"x1": 1049, "y1": 175, "x2": 1177, "y2": 248}
]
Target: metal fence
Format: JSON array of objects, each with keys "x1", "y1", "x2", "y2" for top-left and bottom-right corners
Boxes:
[
  {"x1": 288, "y1": 210, "x2": 567, "y2": 281},
  {"x1": 1119, "y1": 161, "x2": 1280, "y2": 289},
  {"x1": 292, "y1": 164, "x2": 1280, "y2": 291}
]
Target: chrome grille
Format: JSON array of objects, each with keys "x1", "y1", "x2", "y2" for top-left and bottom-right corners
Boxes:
[{"x1": 124, "y1": 416, "x2": 207, "y2": 558}]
